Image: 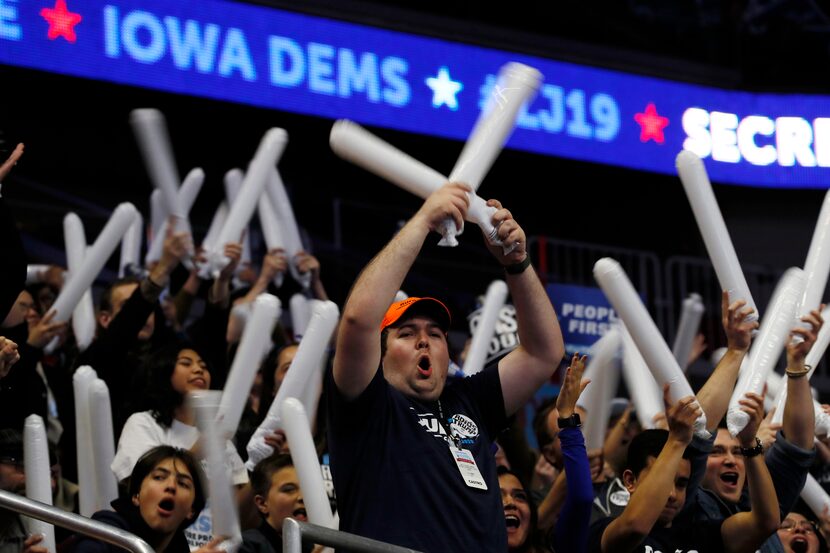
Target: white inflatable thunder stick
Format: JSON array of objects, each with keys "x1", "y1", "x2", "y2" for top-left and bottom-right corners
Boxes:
[
  {"x1": 50, "y1": 203, "x2": 138, "y2": 325},
  {"x1": 129, "y1": 109, "x2": 194, "y2": 244},
  {"x1": 246, "y1": 301, "x2": 339, "y2": 470},
  {"x1": 281, "y1": 398, "x2": 337, "y2": 529},
  {"x1": 223, "y1": 169, "x2": 253, "y2": 270},
  {"x1": 256, "y1": 188, "x2": 285, "y2": 288},
  {"x1": 149, "y1": 189, "x2": 166, "y2": 248},
  {"x1": 265, "y1": 169, "x2": 310, "y2": 289},
  {"x1": 89, "y1": 379, "x2": 118, "y2": 511},
  {"x1": 59, "y1": 213, "x2": 95, "y2": 353},
  {"x1": 145, "y1": 168, "x2": 204, "y2": 266},
  {"x1": 289, "y1": 294, "x2": 310, "y2": 341},
  {"x1": 439, "y1": 62, "x2": 543, "y2": 246},
  {"x1": 119, "y1": 211, "x2": 143, "y2": 277},
  {"x1": 211, "y1": 129, "x2": 287, "y2": 276},
  {"x1": 796, "y1": 189, "x2": 830, "y2": 340},
  {"x1": 672, "y1": 293, "x2": 704, "y2": 370},
  {"x1": 202, "y1": 202, "x2": 229, "y2": 254},
  {"x1": 594, "y1": 258, "x2": 708, "y2": 436},
  {"x1": 620, "y1": 325, "x2": 664, "y2": 431},
  {"x1": 771, "y1": 304, "x2": 830, "y2": 433},
  {"x1": 190, "y1": 391, "x2": 242, "y2": 550},
  {"x1": 328, "y1": 122, "x2": 505, "y2": 252},
  {"x1": 802, "y1": 473, "x2": 830, "y2": 520},
  {"x1": 25, "y1": 265, "x2": 52, "y2": 285},
  {"x1": 217, "y1": 294, "x2": 281, "y2": 435},
  {"x1": 676, "y1": 151, "x2": 758, "y2": 325},
  {"x1": 463, "y1": 280, "x2": 509, "y2": 376},
  {"x1": 73, "y1": 366, "x2": 98, "y2": 517},
  {"x1": 726, "y1": 268, "x2": 805, "y2": 436},
  {"x1": 24, "y1": 415, "x2": 56, "y2": 553},
  {"x1": 577, "y1": 327, "x2": 622, "y2": 450}
]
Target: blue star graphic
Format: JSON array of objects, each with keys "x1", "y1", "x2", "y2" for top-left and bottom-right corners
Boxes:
[{"x1": 425, "y1": 67, "x2": 464, "y2": 110}]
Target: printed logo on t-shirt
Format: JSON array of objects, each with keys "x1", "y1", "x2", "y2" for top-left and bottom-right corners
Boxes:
[
  {"x1": 413, "y1": 409, "x2": 480, "y2": 446},
  {"x1": 609, "y1": 490, "x2": 630, "y2": 506}
]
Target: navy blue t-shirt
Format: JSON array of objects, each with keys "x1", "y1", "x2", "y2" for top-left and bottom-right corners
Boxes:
[
  {"x1": 325, "y1": 363, "x2": 507, "y2": 552},
  {"x1": 588, "y1": 515, "x2": 725, "y2": 553}
]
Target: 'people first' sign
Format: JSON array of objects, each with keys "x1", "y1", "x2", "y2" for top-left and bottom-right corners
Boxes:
[{"x1": 546, "y1": 283, "x2": 618, "y2": 353}]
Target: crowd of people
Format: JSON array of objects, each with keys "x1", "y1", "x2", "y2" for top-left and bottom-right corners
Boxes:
[{"x1": 1, "y1": 141, "x2": 830, "y2": 553}]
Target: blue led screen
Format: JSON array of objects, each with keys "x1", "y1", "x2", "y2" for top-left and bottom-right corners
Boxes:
[{"x1": 4, "y1": 0, "x2": 830, "y2": 188}]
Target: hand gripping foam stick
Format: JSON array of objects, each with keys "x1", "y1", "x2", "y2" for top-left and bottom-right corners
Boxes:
[
  {"x1": 217, "y1": 294, "x2": 281, "y2": 436},
  {"x1": 119, "y1": 211, "x2": 143, "y2": 277},
  {"x1": 190, "y1": 391, "x2": 242, "y2": 551},
  {"x1": 329, "y1": 119, "x2": 507, "y2": 252},
  {"x1": 24, "y1": 415, "x2": 56, "y2": 553},
  {"x1": 676, "y1": 151, "x2": 758, "y2": 325},
  {"x1": 770, "y1": 304, "x2": 830, "y2": 431},
  {"x1": 223, "y1": 169, "x2": 253, "y2": 270},
  {"x1": 89, "y1": 379, "x2": 118, "y2": 511},
  {"x1": 281, "y1": 399, "x2": 337, "y2": 529},
  {"x1": 796, "y1": 188, "x2": 830, "y2": 340},
  {"x1": 463, "y1": 280, "x2": 509, "y2": 376},
  {"x1": 726, "y1": 267, "x2": 805, "y2": 436},
  {"x1": 211, "y1": 129, "x2": 287, "y2": 276},
  {"x1": 672, "y1": 293, "x2": 705, "y2": 370},
  {"x1": 73, "y1": 366, "x2": 98, "y2": 517},
  {"x1": 129, "y1": 109, "x2": 194, "y2": 260},
  {"x1": 594, "y1": 258, "x2": 708, "y2": 437},
  {"x1": 577, "y1": 327, "x2": 622, "y2": 450},
  {"x1": 246, "y1": 301, "x2": 339, "y2": 470},
  {"x1": 439, "y1": 62, "x2": 542, "y2": 246},
  {"x1": 265, "y1": 169, "x2": 310, "y2": 289},
  {"x1": 145, "y1": 168, "x2": 204, "y2": 266},
  {"x1": 257, "y1": 191, "x2": 286, "y2": 288},
  {"x1": 620, "y1": 325, "x2": 664, "y2": 430},
  {"x1": 59, "y1": 213, "x2": 96, "y2": 353}
]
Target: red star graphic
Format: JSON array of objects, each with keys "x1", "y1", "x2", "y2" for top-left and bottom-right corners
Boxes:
[
  {"x1": 40, "y1": 0, "x2": 82, "y2": 43},
  {"x1": 634, "y1": 103, "x2": 670, "y2": 144}
]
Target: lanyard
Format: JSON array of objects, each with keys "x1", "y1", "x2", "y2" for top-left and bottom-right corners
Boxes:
[{"x1": 436, "y1": 399, "x2": 461, "y2": 448}]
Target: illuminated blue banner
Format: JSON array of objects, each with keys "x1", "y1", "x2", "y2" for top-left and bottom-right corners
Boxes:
[{"x1": 3, "y1": 0, "x2": 830, "y2": 188}]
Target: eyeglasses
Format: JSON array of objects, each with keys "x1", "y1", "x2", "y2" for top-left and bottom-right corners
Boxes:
[{"x1": 780, "y1": 519, "x2": 817, "y2": 534}]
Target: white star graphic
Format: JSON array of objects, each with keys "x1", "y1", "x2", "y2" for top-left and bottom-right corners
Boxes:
[{"x1": 425, "y1": 67, "x2": 464, "y2": 110}]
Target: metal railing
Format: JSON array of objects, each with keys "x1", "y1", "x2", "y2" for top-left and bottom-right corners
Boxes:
[
  {"x1": 283, "y1": 519, "x2": 423, "y2": 553},
  {"x1": 0, "y1": 490, "x2": 154, "y2": 553}
]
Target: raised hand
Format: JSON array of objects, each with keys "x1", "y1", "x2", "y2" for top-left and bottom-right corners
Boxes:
[
  {"x1": 736, "y1": 392, "x2": 765, "y2": 448},
  {"x1": 484, "y1": 198, "x2": 527, "y2": 266},
  {"x1": 722, "y1": 290, "x2": 758, "y2": 352},
  {"x1": 555, "y1": 353, "x2": 589, "y2": 418},
  {"x1": 414, "y1": 182, "x2": 470, "y2": 234},
  {"x1": 664, "y1": 384, "x2": 702, "y2": 446}
]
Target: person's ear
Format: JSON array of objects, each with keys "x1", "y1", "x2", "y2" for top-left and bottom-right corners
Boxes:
[
  {"x1": 254, "y1": 494, "x2": 269, "y2": 516},
  {"x1": 98, "y1": 311, "x2": 112, "y2": 329},
  {"x1": 622, "y1": 469, "x2": 637, "y2": 494},
  {"x1": 132, "y1": 493, "x2": 140, "y2": 507}
]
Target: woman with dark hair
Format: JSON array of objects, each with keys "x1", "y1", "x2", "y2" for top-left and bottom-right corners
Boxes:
[
  {"x1": 111, "y1": 341, "x2": 250, "y2": 548},
  {"x1": 69, "y1": 446, "x2": 219, "y2": 553},
  {"x1": 498, "y1": 466, "x2": 549, "y2": 553},
  {"x1": 762, "y1": 509, "x2": 830, "y2": 553}
]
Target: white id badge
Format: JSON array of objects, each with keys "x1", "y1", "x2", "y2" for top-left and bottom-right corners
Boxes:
[{"x1": 450, "y1": 446, "x2": 488, "y2": 490}]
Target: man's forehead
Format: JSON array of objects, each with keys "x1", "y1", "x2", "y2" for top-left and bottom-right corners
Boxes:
[{"x1": 393, "y1": 316, "x2": 444, "y2": 330}]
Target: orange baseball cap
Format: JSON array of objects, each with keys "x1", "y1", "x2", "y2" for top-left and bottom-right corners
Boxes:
[{"x1": 380, "y1": 297, "x2": 451, "y2": 332}]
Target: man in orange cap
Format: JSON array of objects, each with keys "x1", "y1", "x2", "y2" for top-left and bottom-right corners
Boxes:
[{"x1": 326, "y1": 182, "x2": 565, "y2": 552}]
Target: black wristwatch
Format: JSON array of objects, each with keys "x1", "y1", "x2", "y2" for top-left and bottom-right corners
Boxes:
[
  {"x1": 557, "y1": 413, "x2": 582, "y2": 429},
  {"x1": 740, "y1": 437, "x2": 764, "y2": 458}
]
